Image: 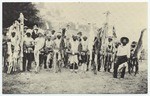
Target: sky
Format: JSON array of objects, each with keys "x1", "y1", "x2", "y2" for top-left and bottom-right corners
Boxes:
[{"x1": 34, "y1": 2, "x2": 148, "y2": 49}]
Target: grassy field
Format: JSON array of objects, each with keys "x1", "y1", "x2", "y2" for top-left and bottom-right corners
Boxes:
[{"x1": 3, "y1": 60, "x2": 147, "y2": 94}]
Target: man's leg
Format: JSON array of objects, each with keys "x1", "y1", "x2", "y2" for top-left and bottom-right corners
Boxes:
[
  {"x1": 97, "y1": 53, "x2": 100, "y2": 71},
  {"x1": 121, "y1": 68, "x2": 126, "y2": 78},
  {"x1": 108, "y1": 55, "x2": 111, "y2": 72},
  {"x1": 87, "y1": 54, "x2": 90, "y2": 71},
  {"x1": 27, "y1": 53, "x2": 32, "y2": 71},
  {"x1": 104, "y1": 55, "x2": 108, "y2": 72},
  {"x1": 135, "y1": 58, "x2": 139, "y2": 76},
  {"x1": 128, "y1": 59, "x2": 132, "y2": 74},
  {"x1": 34, "y1": 51, "x2": 40, "y2": 72},
  {"x1": 95, "y1": 54, "x2": 98, "y2": 73},
  {"x1": 113, "y1": 63, "x2": 119, "y2": 78},
  {"x1": 23, "y1": 52, "x2": 26, "y2": 71}
]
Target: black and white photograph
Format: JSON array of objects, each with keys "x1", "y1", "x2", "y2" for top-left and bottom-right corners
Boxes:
[{"x1": 2, "y1": 2, "x2": 148, "y2": 94}]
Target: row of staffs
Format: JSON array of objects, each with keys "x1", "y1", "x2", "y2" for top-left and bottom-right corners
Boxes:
[{"x1": 3, "y1": 13, "x2": 146, "y2": 77}]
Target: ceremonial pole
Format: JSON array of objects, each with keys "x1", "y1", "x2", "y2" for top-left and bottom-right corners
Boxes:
[
  {"x1": 103, "y1": 11, "x2": 110, "y2": 54},
  {"x1": 19, "y1": 13, "x2": 24, "y2": 71},
  {"x1": 103, "y1": 11, "x2": 110, "y2": 42}
]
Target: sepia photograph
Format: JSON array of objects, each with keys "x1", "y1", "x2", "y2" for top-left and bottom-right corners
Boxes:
[{"x1": 2, "y1": 2, "x2": 148, "y2": 94}]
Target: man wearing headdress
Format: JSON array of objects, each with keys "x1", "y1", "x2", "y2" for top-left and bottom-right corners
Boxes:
[
  {"x1": 92, "y1": 29, "x2": 102, "y2": 74},
  {"x1": 64, "y1": 37, "x2": 71, "y2": 68},
  {"x1": 23, "y1": 29, "x2": 34, "y2": 71},
  {"x1": 7, "y1": 28, "x2": 19, "y2": 73},
  {"x1": 53, "y1": 32, "x2": 62, "y2": 73},
  {"x1": 45, "y1": 35, "x2": 55, "y2": 69},
  {"x1": 81, "y1": 36, "x2": 89, "y2": 73},
  {"x1": 70, "y1": 35, "x2": 78, "y2": 73},
  {"x1": 34, "y1": 29, "x2": 45, "y2": 73},
  {"x1": 129, "y1": 41, "x2": 138, "y2": 75},
  {"x1": 77, "y1": 32, "x2": 83, "y2": 66},
  {"x1": 32, "y1": 25, "x2": 39, "y2": 40},
  {"x1": 105, "y1": 36, "x2": 113, "y2": 72},
  {"x1": 51, "y1": 30, "x2": 56, "y2": 39}
]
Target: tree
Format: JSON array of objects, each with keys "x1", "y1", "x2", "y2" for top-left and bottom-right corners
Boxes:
[{"x1": 3, "y1": 2, "x2": 43, "y2": 28}]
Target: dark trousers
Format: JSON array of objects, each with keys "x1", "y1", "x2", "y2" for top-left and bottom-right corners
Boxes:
[
  {"x1": 87, "y1": 55, "x2": 90, "y2": 71},
  {"x1": 78, "y1": 54, "x2": 82, "y2": 66},
  {"x1": 23, "y1": 52, "x2": 33, "y2": 71},
  {"x1": 121, "y1": 67, "x2": 126, "y2": 78},
  {"x1": 113, "y1": 55, "x2": 128, "y2": 78},
  {"x1": 70, "y1": 62, "x2": 78, "y2": 70},
  {"x1": 64, "y1": 53, "x2": 69, "y2": 67},
  {"x1": 104, "y1": 54, "x2": 112, "y2": 72},
  {"x1": 130, "y1": 58, "x2": 139, "y2": 75},
  {"x1": 39, "y1": 54, "x2": 47, "y2": 69},
  {"x1": 97, "y1": 53, "x2": 101, "y2": 71}
]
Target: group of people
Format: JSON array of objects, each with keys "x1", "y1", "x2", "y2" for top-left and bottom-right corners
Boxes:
[{"x1": 3, "y1": 20, "x2": 145, "y2": 79}]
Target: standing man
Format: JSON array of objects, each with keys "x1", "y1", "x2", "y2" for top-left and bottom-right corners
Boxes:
[
  {"x1": 113, "y1": 37, "x2": 129, "y2": 78},
  {"x1": 34, "y1": 29, "x2": 45, "y2": 73},
  {"x1": 23, "y1": 29, "x2": 34, "y2": 71},
  {"x1": 105, "y1": 36, "x2": 113, "y2": 72},
  {"x1": 77, "y1": 32, "x2": 83, "y2": 66},
  {"x1": 45, "y1": 36, "x2": 54, "y2": 69},
  {"x1": 92, "y1": 30, "x2": 101, "y2": 74},
  {"x1": 53, "y1": 32, "x2": 62, "y2": 73},
  {"x1": 64, "y1": 37, "x2": 71, "y2": 68},
  {"x1": 32, "y1": 25, "x2": 39, "y2": 40},
  {"x1": 81, "y1": 36, "x2": 88, "y2": 73},
  {"x1": 70, "y1": 35, "x2": 78, "y2": 73}
]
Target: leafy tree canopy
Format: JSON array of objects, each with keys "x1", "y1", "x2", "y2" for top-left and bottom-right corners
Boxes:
[{"x1": 3, "y1": 2, "x2": 43, "y2": 28}]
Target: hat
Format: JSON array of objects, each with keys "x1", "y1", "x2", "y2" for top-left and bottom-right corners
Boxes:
[
  {"x1": 83, "y1": 36, "x2": 87, "y2": 41},
  {"x1": 62, "y1": 28, "x2": 66, "y2": 31},
  {"x1": 51, "y1": 35, "x2": 56, "y2": 40},
  {"x1": 57, "y1": 32, "x2": 61, "y2": 38},
  {"x1": 57, "y1": 32, "x2": 61, "y2": 35},
  {"x1": 33, "y1": 25, "x2": 38, "y2": 30},
  {"x1": 77, "y1": 32, "x2": 82, "y2": 36},
  {"x1": 11, "y1": 29, "x2": 16, "y2": 33},
  {"x1": 120, "y1": 37, "x2": 129, "y2": 45},
  {"x1": 72, "y1": 35, "x2": 77, "y2": 39},
  {"x1": 131, "y1": 41, "x2": 137, "y2": 48},
  {"x1": 24, "y1": 26, "x2": 28, "y2": 29},
  {"x1": 131, "y1": 41, "x2": 137, "y2": 45},
  {"x1": 108, "y1": 36, "x2": 113, "y2": 41},
  {"x1": 46, "y1": 36, "x2": 51, "y2": 39},
  {"x1": 26, "y1": 29, "x2": 33, "y2": 34},
  {"x1": 51, "y1": 30, "x2": 55, "y2": 34}
]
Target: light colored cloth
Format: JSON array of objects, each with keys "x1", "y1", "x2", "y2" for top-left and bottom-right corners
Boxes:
[
  {"x1": 45, "y1": 40, "x2": 54, "y2": 48},
  {"x1": 34, "y1": 37, "x2": 45, "y2": 72},
  {"x1": 24, "y1": 37, "x2": 34, "y2": 47},
  {"x1": 70, "y1": 40, "x2": 78, "y2": 63},
  {"x1": 34, "y1": 37, "x2": 45, "y2": 51},
  {"x1": 117, "y1": 44, "x2": 130, "y2": 58},
  {"x1": 11, "y1": 36, "x2": 18, "y2": 47},
  {"x1": 82, "y1": 40, "x2": 88, "y2": 51}
]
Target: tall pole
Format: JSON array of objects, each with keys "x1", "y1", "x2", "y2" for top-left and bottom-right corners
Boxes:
[
  {"x1": 19, "y1": 13, "x2": 24, "y2": 71},
  {"x1": 103, "y1": 11, "x2": 110, "y2": 38},
  {"x1": 102, "y1": 11, "x2": 111, "y2": 64}
]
